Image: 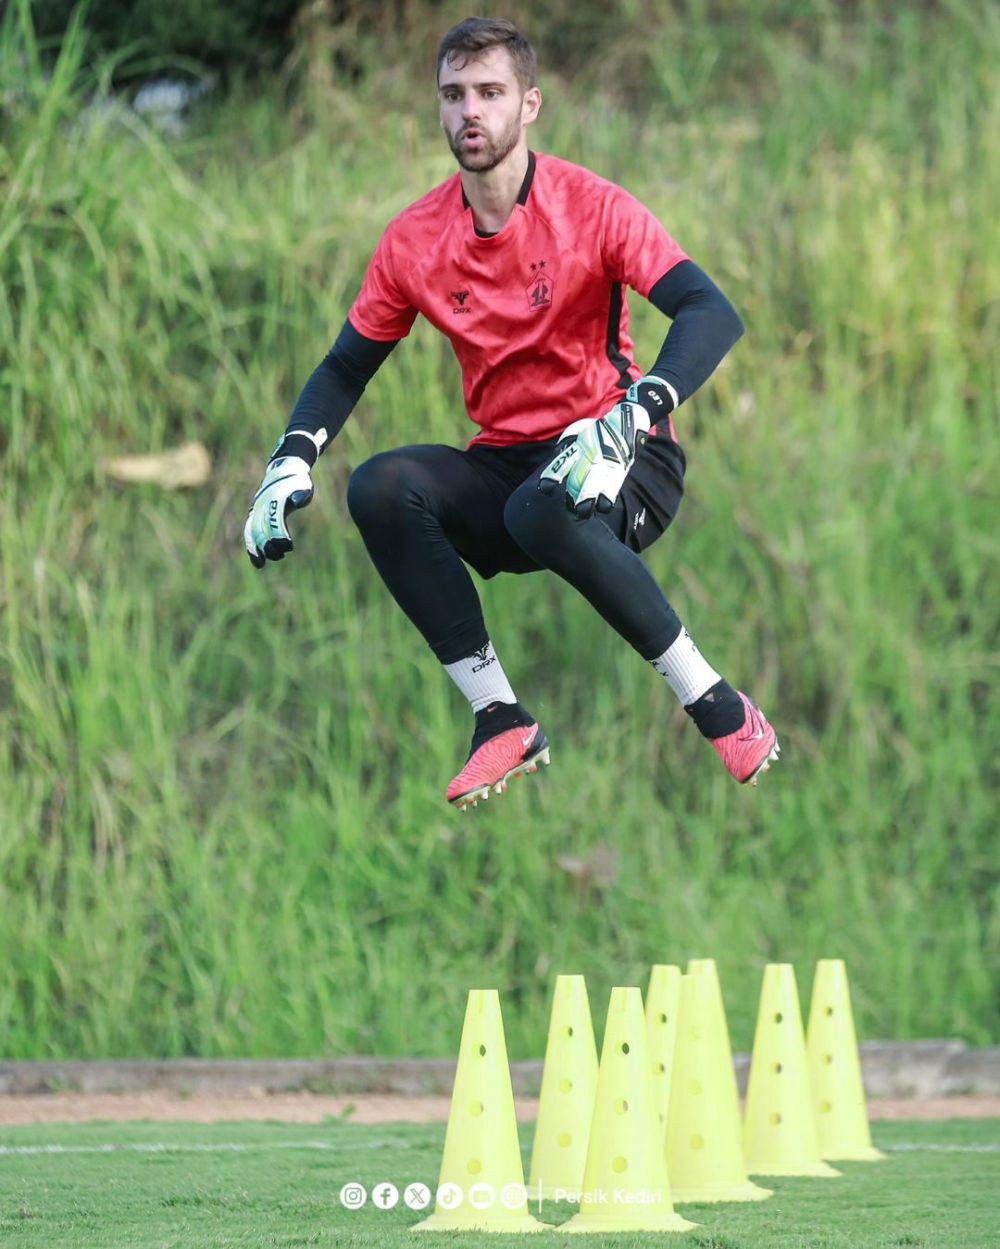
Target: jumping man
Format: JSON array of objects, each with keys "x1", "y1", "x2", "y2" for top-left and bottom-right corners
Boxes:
[{"x1": 245, "y1": 17, "x2": 779, "y2": 809}]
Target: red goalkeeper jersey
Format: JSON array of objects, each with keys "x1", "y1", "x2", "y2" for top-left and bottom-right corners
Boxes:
[{"x1": 348, "y1": 152, "x2": 687, "y2": 447}]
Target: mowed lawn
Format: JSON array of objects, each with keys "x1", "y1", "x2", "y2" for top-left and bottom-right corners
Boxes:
[{"x1": 0, "y1": 1118, "x2": 997, "y2": 1248}]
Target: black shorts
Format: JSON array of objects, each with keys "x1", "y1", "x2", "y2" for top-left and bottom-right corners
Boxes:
[{"x1": 448, "y1": 429, "x2": 687, "y2": 579}]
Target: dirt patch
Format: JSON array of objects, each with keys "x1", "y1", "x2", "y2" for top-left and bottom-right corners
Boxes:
[{"x1": 1, "y1": 1092, "x2": 998, "y2": 1127}]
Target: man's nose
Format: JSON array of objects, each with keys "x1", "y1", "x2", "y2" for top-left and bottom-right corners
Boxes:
[{"x1": 461, "y1": 92, "x2": 480, "y2": 120}]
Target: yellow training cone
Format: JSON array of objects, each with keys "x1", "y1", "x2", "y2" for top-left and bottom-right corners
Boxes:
[
  {"x1": 667, "y1": 973, "x2": 772, "y2": 1202},
  {"x1": 743, "y1": 964, "x2": 840, "y2": 1178},
  {"x1": 561, "y1": 987, "x2": 696, "y2": 1233},
  {"x1": 412, "y1": 990, "x2": 550, "y2": 1232},
  {"x1": 528, "y1": 974, "x2": 599, "y2": 1200},
  {"x1": 645, "y1": 964, "x2": 682, "y2": 1134},
  {"x1": 688, "y1": 959, "x2": 735, "y2": 1054},
  {"x1": 807, "y1": 959, "x2": 886, "y2": 1161},
  {"x1": 687, "y1": 958, "x2": 740, "y2": 1108}
]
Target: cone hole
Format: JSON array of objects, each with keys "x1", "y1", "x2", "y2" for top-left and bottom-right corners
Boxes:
[
  {"x1": 825, "y1": 1006, "x2": 834, "y2": 1016},
  {"x1": 769, "y1": 1112, "x2": 782, "y2": 1126},
  {"x1": 612, "y1": 1156, "x2": 628, "y2": 1174},
  {"x1": 478, "y1": 1044, "x2": 487, "y2": 1056},
  {"x1": 614, "y1": 1099, "x2": 629, "y2": 1115},
  {"x1": 691, "y1": 1134, "x2": 705, "y2": 1150},
  {"x1": 557, "y1": 1131, "x2": 572, "y2": 1147},
  {"x1": 468, "y1": 1158, "x2": 483, "y2": 1174},
  {"x1": 656, "y1": 1062, "x2": 666, "y2": 1074},
  {"x1": 772, "y1": 1062, "x2": 783, "y2": 1074},
  {"x1": 618, "y1": 1041, "x2": 630, "y2": 1055},
  {"x1": 823, "y1": 1053, "x2": 833, "y2": 1065},
  {"x1": 470, "y1": 1100, "x2": 484, "y2": 1117},
  {"x1": 565, "y1": 1025, "x2": 574, "y2": 1037},
  {"x1": 659, "y1": 1012, "x2": 668, "y2": 1024},
  {"x1": 559, "y1": 1077, "x2": 573, "y2": 1093},
  {"x1": 774, "y1": 1012, "x2": 783, "y2": 1023},
  {"x1": 819, "y1": 1099, "x2": 833, "y2": 1114}
]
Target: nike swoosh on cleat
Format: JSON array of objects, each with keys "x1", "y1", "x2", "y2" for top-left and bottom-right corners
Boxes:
[{"x1": 521, "y1": 733, "x2": 535, "y2": 748}]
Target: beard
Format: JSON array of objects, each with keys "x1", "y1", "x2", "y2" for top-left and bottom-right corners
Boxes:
[{"x1": 446, "y1": 111, "x2": 522, "y2": 173}]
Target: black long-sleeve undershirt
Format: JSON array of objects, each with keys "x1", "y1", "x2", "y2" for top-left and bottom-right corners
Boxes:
[
  {"x1": 275, "y1": 258, "x2": 742, "y2": 466},
  {"x1": 278, "y1": 324, "x2": 397, "y2": 465},
  {"x1": 645, "y1": 259, "x2": 744, "y2": 407}
]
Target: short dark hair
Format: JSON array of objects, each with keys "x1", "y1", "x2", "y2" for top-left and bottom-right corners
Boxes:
[{"x1": 436, "y1": 17, "x2": 537, "y2": 91}]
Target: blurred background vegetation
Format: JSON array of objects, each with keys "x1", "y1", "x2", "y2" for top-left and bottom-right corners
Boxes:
[{"x1": 0, "y1": 0, "x2": 996, "y2": 1061}]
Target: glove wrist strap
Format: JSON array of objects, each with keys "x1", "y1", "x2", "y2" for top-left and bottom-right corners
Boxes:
[
  {"x1": 270, "y1": 427, "x2": 328, "y2": 468},
  {"x1": 627, "y1": 374, "x2": 679, "y2": 421}
]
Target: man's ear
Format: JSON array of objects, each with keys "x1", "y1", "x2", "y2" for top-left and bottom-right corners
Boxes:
[{"x1": 523, "y1": 86, "x2": 542, "y2": 125}]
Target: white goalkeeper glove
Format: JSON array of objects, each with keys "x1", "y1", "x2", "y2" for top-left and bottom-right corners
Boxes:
[
  {"x1": 244, "y1": 454, "x2": 315, "y2": 568},
  {"x1": 538, "y1": 375, "x2": 677, "y2": 518}
]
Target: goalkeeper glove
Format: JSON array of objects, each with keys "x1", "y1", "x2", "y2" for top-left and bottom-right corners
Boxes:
[
  {"x1": 538, "y1": 375, "x2": 676, "y2": 518},
  {"x1": 244, "y1": 452, "x2": 315, "y2": 569}
]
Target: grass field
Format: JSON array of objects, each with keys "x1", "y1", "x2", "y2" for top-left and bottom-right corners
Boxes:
[
  {"x1": 1, "y1": 1117, "x2": 997, "y2": 1247},
  {"x1": 1, "y1": 0, "x2": 998, "y2": 1060}
]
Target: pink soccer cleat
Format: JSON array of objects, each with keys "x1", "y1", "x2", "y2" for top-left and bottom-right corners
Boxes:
[
  {"x1": 710, "y1": 691, "x2": 780, "y2": 785},
  {"x1": 446, "y1": 722, "x2": 551, "y2": 810}
]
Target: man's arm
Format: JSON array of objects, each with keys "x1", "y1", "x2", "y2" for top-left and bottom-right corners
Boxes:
[
  {"x1": 539, "y1": 259, "x2": 743, "y2": 515},
  {"x1": 644, "y1": 258, "x2": 744, "y2": 415},
  {"x1": 243, "y1": 320, "x2": 398, "y2": 567},
  {"x1": 275, "y1": 320, "x2": 400, "y2": 465}
]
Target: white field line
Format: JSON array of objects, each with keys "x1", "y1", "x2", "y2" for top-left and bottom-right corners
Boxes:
[
  {"x1": 883, "y1": 1143, "x2": 1000, "y2": 1153},
  {"x1": 0, "y1": 1139, "x2": 402, "y2": 1156},
  {"x1": 0, "y1": 1140, "x2": 997, "y2": 1157}
]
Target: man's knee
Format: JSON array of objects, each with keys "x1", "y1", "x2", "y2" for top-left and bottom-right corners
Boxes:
[
  {"x1": 503, "y1": 481, "x2": 569, "y2": 562},
  {"x1": 347, "y1": 450, "x2": 419, "y2": 531}
]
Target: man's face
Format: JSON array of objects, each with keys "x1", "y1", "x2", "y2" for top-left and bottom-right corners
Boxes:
[{"x1": 438, "y1": 45, "x2": 539, "y2": 173}]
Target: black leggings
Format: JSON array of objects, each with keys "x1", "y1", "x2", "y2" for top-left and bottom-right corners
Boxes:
[{"x1": 345, "y1": 435, "x2": 687, "y2": 665}]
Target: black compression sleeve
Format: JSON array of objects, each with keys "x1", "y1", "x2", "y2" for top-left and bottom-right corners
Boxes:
[
  {"x1": 645, "y1": 260, "x2": 744, "y2": 406},
  {"x1": 276, "y1": 320, "x2": 399, "y2": 465}
]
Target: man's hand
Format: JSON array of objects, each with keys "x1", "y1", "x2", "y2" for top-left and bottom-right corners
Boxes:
[
  {"x1": 244, "y1": 455, "x2": 314, "y2": 568},
  {"x1": 538, "y1": 375, "x2": 676, "y2": 518}
]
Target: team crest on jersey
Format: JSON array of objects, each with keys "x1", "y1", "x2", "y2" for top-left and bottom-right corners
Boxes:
[
  {"x1": 526, "y1": 259, "x2": 553, "y2": 310},
  {"x1": 450, "y1": 289, "x2": 472, "y2": 314}
]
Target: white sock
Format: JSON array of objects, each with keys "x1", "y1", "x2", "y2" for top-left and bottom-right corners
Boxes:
[
  {"x1": 650, "y1": 627, "x2": 722, "y2": 707},
  {"x1": 444, "y1": 642, "x2": 517, "y2": 712}
]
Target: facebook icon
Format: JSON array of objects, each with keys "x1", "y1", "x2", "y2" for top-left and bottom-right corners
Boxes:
[{"x1": 372, "y1": 1182, "x2": 399, "y2": 1209}]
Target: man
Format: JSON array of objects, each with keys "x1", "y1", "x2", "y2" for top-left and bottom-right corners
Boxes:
[{"x1": 245, "y1": 17, "x2": 779, "y2": 810}]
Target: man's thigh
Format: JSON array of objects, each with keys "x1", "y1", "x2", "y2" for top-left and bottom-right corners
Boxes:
[
  {"x1": 397, "y1": 441, "x2": 556, "y2": 578},
  {"x1": 512, "y1": 430, "x2": 687, "y2": 554}
]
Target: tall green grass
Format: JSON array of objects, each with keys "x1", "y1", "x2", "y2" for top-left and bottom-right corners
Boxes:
[{"x1": 0, "y1": 0, "x2": 997, "y2": 1060}]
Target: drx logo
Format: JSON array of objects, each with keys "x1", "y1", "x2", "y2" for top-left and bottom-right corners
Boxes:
[
  {"x1": 471, "y1": 646, "x2": 496, "y2": 673},
  {"x1": 451, "y1": 290, "x2": 472, "y2": 314}
]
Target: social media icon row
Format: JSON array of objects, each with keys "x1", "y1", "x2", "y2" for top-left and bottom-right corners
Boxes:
[{"x1": 339, "y1": 1181, "x2": 527, "y2": 1211}]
